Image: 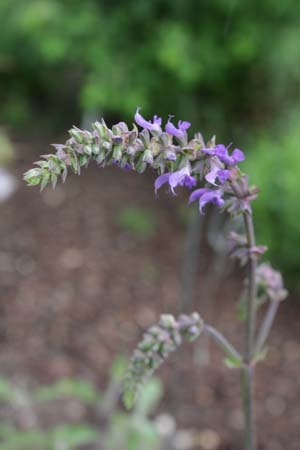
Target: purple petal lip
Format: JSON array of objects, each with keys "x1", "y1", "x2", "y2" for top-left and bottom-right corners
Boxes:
[
  {"x1": 134, "y1": 108, "x2": 162, "y2": 132},
  {"x1": 189, "y1": 188, "x2": 224, "y2": 214},
  {"x1": 165, "y1": 118, "x2": 191, "y2": 139},
  {"x1": 154, "y1": 173, "x2": 171, "y2": 194},
  {"x1": 154, "y1": 166, "x2": 195, "y2": 195}
]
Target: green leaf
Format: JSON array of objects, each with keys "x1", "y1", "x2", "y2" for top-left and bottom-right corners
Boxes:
[
  {"x1": 224, "y1": 355, "x2": 243, "y2": 369},
  {"x1": 110, "y1": 355, "x2": 128, "y2": 382},
  {"x1": 49, "y1": 424, "x2": 99, "y2": 449},
  {"x1": 33, "y1": 378, "x2": 99, "y2": 405},
  {"x1": 123, "y1": 387, "x2": 135, "y2": 411},
  {"x1": 0, "y1": 378, "x2": 14, "y2": 402},
  {"x1": 253, "y1": 347, "x2": 268, "y2": 364},
  {"x1": 135, "y1": 378, "x2": 162, "y2": 416}
]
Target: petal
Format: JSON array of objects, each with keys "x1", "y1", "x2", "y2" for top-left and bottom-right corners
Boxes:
[
  {"x1": 154, "y1": 173, "x2": 171, "y2": 193},
  {"x1": 153, "y1": 115, "x2": 162, "y2": 126},
  {"x1": 214, "y1": 145, "x2": 228, "y2": 160},
  {"x1": 199, "y1": 190, "x2": 224, "y2": 213},
  {"x1": 217, "y1": 169, "x2": 230, "y2": 184},
  {"x1": 134, "y1": 108, "x2": 152, "y2": 129},
  {"x1": 169, "y1": 166, "x2": 189, "y2": 193},
  {"x1": 134, "y1": 108, "x2": 161, "y2": 132},
  {"x1": 178, "y1": 120, "x2": 191, "y2": 131},
  {"x1": 201, "y1": 147, "x2": 215, "y2": 156},
  {"x1": 189, "y1": 188, "x2": 209, "y2": 204},
  {"x1": 205, "y1": 167, "x2": 219, "y2": 185},
  {"x1": 182, "y1": 175, "x2": 197, "y2": 189},
  {"x1": 165, "y1": 121, "x2": 182, "y2": 138},
  {"x1": 232, "y1": 148, "x2": 245, "y2": 163}
]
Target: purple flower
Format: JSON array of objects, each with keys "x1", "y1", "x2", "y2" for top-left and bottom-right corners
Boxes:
[
  {"x1": 205, "y1": 158, "x2": 230, "y2": 186},
  {"x1": 164, "y1": 149, "x2": 177, "y2": 161},
  {"x1": 217, "y1": 169, "x2": 231, "y2": 184},
  {"x1": 214, "y1": 145, "x2": 245, "y2": 166},
  {"x1": 165, "y1": 118, "x2": 191, "y2": 139},
  {"x1": 154, "y1": 166, "x2": 196, "y2": 195},
  {"x1": 189, "y1": 188, "x2": 224, "y2": 214},
  {"x1": 202, "y1": 145, "x2": 245, "y2": 166},
  {"x1": 134, "y1": 108, "x2": 162, "y2": 132}
]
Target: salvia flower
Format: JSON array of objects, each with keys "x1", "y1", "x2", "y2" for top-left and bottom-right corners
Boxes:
[
  {"x1": 205, "y1": 157, "x2": 230, "y2": 186},
  {"x1": 134, "y1": 108, "x2": 162, "y2": 132},
  {"x1": 189, "y1": 188, "x2": 224, "y2": 214},
  {"x1": 165, "y1": 117, "x2": 191, "y2": 139},
  {"x1": 202, "y1": 144, "x2": 245, "y2": 166},
  {"x1": 123, "y1": 313, "x2": 203, "y2": 409},
  {"x1": 154, "y1": 166, "x2": 196, "y2": 195}
]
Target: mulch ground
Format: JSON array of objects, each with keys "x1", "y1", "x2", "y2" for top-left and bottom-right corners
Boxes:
[{"x1": 0, "y1": 137, "x2": 299, "y2": 450}]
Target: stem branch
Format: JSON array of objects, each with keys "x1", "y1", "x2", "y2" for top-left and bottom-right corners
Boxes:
[
  {"x1": 242, "y1": 211, "x2": 257, "y2": 450},
  {"x1": 255, "y1": 301, "x2": 279, "y2": 355},
  {"x1": 204, "y1": 324, "x2": 241, "y2": 361}
]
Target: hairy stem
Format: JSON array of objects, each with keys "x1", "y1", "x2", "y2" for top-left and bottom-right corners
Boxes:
[
  {"x1": 255, "y1": 301, "x2": 279, "y2": 355},
  {"x1": 241, "y1": 364, "x2": 256, "y2": 450},
  {"x1": 242, "y1": 211, "x2": 257, "y2": 450}
]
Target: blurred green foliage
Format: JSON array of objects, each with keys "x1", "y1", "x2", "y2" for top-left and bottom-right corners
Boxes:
[
  {"x1": 0, "y1": 357, "x2": 164, "y2": 450},
  {"x1": 1, "y1": 0, "x2": 299, "y2": 136},
  {"x1": 117, "y1": 206, "x2": 157, "y2": 239},
  {"x1": 246, "y1": 111, "x2": 300, "y2": 288},
  {"x1": 0, "y1": 130, "x2": 14, "y2": 166},
  {"x1": 1, "y1": 0, "x2": 300, "y2": 285}
]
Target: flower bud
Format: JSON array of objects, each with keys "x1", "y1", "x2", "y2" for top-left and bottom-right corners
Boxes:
[
  {"x1": 23, "y1": 168, "x2": 43, "y2": 186},
  {"x1": 93, "y1": 120, "x2": 110, "y2": 140},
  {"x1": 135, "y1": 157, "x2": 147, "y2": 174},
  {"x1": 142, "y1": 149, "x2": 154, "y2": 165},
  {"x1": 139, "y1": 129, "x2": 150, "y2": 147},
  {"x1": 112, "y1": 146, "x2": 123, "y2": 162}
]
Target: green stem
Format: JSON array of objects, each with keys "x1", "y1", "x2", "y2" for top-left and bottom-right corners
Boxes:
[{"x1": 242, "y1": 211, "x2": 257, "y2": 450}]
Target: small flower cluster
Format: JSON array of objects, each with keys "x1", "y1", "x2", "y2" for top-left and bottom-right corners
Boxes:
[
  {"x1": 228, "y1": 232, "x2": 268, "y2": 266},
  {"x1": 256, "y1": 263, "x2": 288, "y2": 302},
  {"x1": 123, "y1": 313, "x2": 203, "y2": 409},
  {"x1": 24, "y1": 109, "x2": 257, "y2": 215}
]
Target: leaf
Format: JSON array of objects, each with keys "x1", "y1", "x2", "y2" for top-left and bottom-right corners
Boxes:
[
  {"x1": 253, "y1": 347, "x2": 268, "y2": 364},
  {"x1": 49, "y1": 424, "x2": 99, "y2": 449},
  {"x1": 51, "y1": 173, "x2": 57, "y2": 188},
  {"x1": 40, "y1": 173, "x2": 50, "y2": 191},
  {"x1": 0, "y1": 378, "x2": 14, "y2": 402},
  {"x1": 33, "y1": 378, "x2": 99, "y2": 405},
  {"x1": 0, "y1": 428, "x2": 47, "y2": 450},
  {"x1": 135, "y1": 378, "x2": 162, "y2": 416},
  {"x1": 224, "y1": 355, "x2": 243, "y2": 369},
  {"x1": 110, "y1": 355, "x2": 128, "y2": 382},
  {"x1": 123, "y1": 387, "x2": 136, "y2": 411}
]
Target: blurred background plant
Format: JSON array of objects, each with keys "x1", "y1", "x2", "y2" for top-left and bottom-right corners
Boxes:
[
  {"x1": 116, "y1": 207, "x2": 157, "y2": 241},
  {"x1": 0, "y1": 356, "x2": 198, "y2": 450},
  {"x1": 1, "y1": 0, "x2": 299, "y2": 286}
]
